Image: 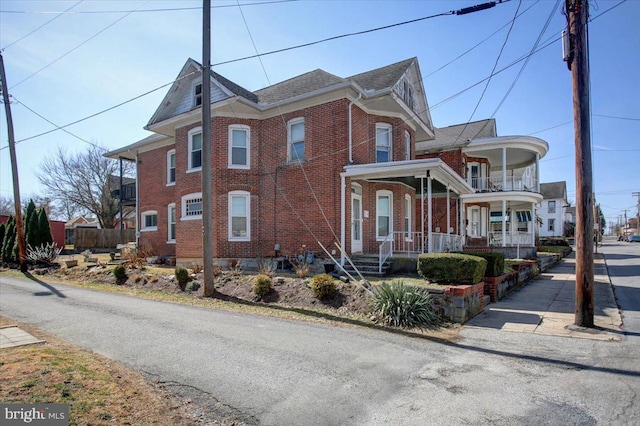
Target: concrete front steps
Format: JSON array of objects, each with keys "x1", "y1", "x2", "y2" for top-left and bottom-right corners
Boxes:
[{"x1": 343, "y1": 254, "x2": 392, "y2": 277}]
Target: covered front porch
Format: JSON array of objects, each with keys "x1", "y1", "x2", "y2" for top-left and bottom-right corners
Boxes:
[{"x1": 340, "y1": 158, "x2": 473, "y2": 273}]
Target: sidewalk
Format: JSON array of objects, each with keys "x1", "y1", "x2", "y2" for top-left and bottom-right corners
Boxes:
[{"x1": 466, "y1": 252, "x2": 623, "y2": 341}]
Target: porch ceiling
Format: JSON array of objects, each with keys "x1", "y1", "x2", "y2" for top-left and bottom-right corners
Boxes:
[
  {"x1": 342, "y1": 158, "x2": 473, "y2": 195},
  {"x1": 462, "y1": 136, "x2": 548, "y2": 170}
]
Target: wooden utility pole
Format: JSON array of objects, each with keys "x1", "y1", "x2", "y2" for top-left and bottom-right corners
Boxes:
[
  {"x1": 201, "y1": 0, "x2": 216, "y2": 297},
  {"x1": 0, "y1": 52, "x2": 27, "y2": 272},
  {"x1": 566, "y1": 0, "x2": 594, "y2": 327},
  {"x1": 633, "y1": 192, "x2": 640, "y2": 235}
]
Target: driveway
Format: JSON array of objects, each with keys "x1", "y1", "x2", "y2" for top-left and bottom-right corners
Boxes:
[{"x1": 1, "y1": 267, "x2": 639, "y2": 425}]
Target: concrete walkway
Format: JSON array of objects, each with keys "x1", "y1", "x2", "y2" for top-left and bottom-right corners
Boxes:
[
  {"x1": 466, "y1": 252, "x2": 623, "y2": 341},
  {"x1": 0, "y1": 325, "x2": 45, "y2": 349}
]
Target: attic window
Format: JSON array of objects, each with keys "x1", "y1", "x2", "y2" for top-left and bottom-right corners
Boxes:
[
  {"x1": 403, "y1": 80, "x2": 414, "y2": 110},
  {"x1": 194, "y1": 83, "x2": 202, "y2": 107}
]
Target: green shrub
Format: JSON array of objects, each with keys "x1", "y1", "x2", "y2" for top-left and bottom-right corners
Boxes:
[
  {"x1": 252, "y1": 274, "x2": 272, "y2": 297},
  {"x1": 371, "y1": 281, "x2": 439, "y2": 328},
  {"x1": 175, "y1": 267, "x2": 189, "y2": 288},
  {"x1": 538, "y1": 245, "x2": 572, "y2": 256},
  {"x1": 417, "y1": 253, "x2": 486, "y2": 284},
  {"x1": 185, "y1": 281, "x2": 201, "y2": 292},
  {"x1": 113, "y1": 265, "x2": 126, "y2": 280},
  {"x1": 310, "y1": 273, "x2": 336, "y2": 299},
  {"x1": 459, "y1": 251, "x2": 505, "y2": 277}
]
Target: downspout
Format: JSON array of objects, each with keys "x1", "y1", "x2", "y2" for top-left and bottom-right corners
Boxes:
[
  {"x1": 348, "y1": 94, "x2": 361, "y2": 164},
  {"x1": 340, "y1": 173, "x2": 346, "y2": 266},
  {"x1": 427, "y1": 171, "x2": 433, "y2": 253},
  {"x1": 134, "y1": 150, "x2": 140, "y2": 248}
]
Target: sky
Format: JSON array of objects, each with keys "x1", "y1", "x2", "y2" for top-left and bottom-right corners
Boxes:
[{"x1": 0, "y1": 0, "x2": 638, "y2": 229}]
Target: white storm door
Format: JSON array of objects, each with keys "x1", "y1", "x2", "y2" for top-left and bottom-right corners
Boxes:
[{"x1": 351, "y1": 192, "x2": 363, "y2": 252}]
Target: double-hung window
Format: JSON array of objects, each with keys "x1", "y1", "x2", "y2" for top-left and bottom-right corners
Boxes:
[
  {"x1": 141, "y1": 211, "x2": 158, "y2": 232},
  {"x1": 376, "y1": 124, "x2": 392, "y2": 163},
  {"x1": 188, "y1": 128, "x2": 202, "y2": 171},
  {"x1": 229, "y1": 125, "x2": 250, "y2": 169},
  {"x1": 288, "y1": 118, "x2": 305, "y2": 162},
  {"x1": 228, "y1": 191, "x2": 250, "y2": 241},
  {"x1": 167, "y1": 149, "x2": 176, "y2": 185},
  {"x1": 193, "y1": 82, "x2": 202, "y2": 107},
  {"x1": 548, "y1": 200, "x2": 556, "y2": 214},
  {"x1": 548, "y1": 218, "x2": 555, "y2": 233},
  {"x1": 404, "y1": 194, "x2": 412, "y2": 240},
  {"x1": 404, "y1": 131, "x2": 411, "y2": 161},
  {"x1": 376, "y1": 190, "x2": 393, "y2": 240},
  {"x1": 182, "y1": 193, "x2": 203, "y2": 220},
  {"x1": 167, "y1": 204, "x2": 176, "y2": 242}
]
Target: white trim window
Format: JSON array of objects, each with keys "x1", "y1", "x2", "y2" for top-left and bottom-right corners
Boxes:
[
  {"x1": 376, "y1": 123, "x2": 392, "y2": 163},
  {"x1": 469, "y1": 206, "x2": 480, "y2": 237},
  {"x1": 376, "y1": 190, "x2": 393, "y2": 240},
  {"x1": 404, "y1": 194, "x2": 412, "y2": 240},
  {"x1": 181, "y1": 193, "x2": 203, "y2": 220},
  {"x1": 228, "y1": 125, "x2": 250, "y2": 169},
  {"x1": 141, "y1": 210, "x2": 158, "y2": 232},
  {"x1": 167, "y1": 203, "x2": 176, "y2": 243},
  {"x1": 548, "y1": 218, "x2": 555, "y2": 233},
  {"x1": 548, "y1": 200, "x2": 556, "y2": 214},
  {"x1": 403, "y1": 80, "x2": 414, "y2": 110},
  {"x1": 228, "y1": 191, "x2": 250, "y2": 241},
  {"x1": 167, "y1": 149, "x2": 176, "y2": 185},
  {"x1": 288, "y1": 118, "x2": 305, "y2": 162},
  {"x1": 188, "y1": 127, "x2": 202, "y2": 171},
  {"x1": 193, "y1": 81, "x2": 203, "y2": 107},
  {"x1": 404, "y1": 131, "x2": 411, "y2": 161}
]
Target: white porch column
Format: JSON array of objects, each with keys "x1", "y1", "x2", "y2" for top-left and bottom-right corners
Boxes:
[
  {"x1": 340, "y1": 173, "x2": 346, "y2": 266},
  {"x1": 421, "y1": 177, "x2": 425, "y2": 254},
  {"x1": 535, "y1": 153, "x2": 540, "y2": 192},
  {"x1": 532, "y1": 201, "x2": 536, "y2": 245},
  {"x1": 502, "y1": 146, "x2": 507, "y2": 189},
  {"x1": 502, "y1": 199, "x2": 507, "y2": 247},
  {"x1": 427, "y1": 172, "x2": 433, "y2": 253},
  {"x1": 446, "y1": 185, "x2": 451, "y2": 236}
]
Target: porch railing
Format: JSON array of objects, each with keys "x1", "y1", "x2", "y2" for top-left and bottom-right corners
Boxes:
[
  {"x1": 379, "y1": 235, "x2": 394, "y2": 274},
  {"x1": 490, "y1": 232, "x2": 534, "y2": 246},
  {"x1": 378, "y1": 232, "x2": 465, "y2": 273},
  {"x1": 431, "y1": 233, "x2": 465, "y2": 252},
  {"x1": 472, "y1": 176, "x2": 537, "y2": 193}
]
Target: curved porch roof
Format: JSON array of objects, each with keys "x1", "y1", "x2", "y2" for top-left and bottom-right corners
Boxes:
[{"x1": 463, "y1": 135, "x2": 548, "y2": 170}]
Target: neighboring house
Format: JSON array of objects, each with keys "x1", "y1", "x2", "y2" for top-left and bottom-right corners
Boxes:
[
  {"x1": 565, "y1": 206, "x2": 576, "y2": 237},
  {"x1": 538, "y1": 181, "x2": 568, "y2": 238},
  {"x1": 415, "y1": 119, "x2": 546, "y2": 254},
  {"x1": 64, "y1": 217, "x2": 100, "y2": 245},
  {"x1": 105, "y1": 57, "x2": 548, "y2": 268}
]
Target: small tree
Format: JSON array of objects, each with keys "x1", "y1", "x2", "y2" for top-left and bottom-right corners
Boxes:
[
  {"x1": 26, "y1": 204, "x2": 39, "y2": 249},
  {"x1": 0, "y1": 223, "x2": 5, "y2": 252},
  {"x1": 2, "y1": 218, "x2": 16, "y2": 263},
  {"x1": 37, "y1": 208, "x2": 53, "y2": 246}
]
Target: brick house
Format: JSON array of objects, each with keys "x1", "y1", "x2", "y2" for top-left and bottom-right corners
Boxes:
[{"x1": 106, "y1": 57, "x2": 548, "y2": 268}]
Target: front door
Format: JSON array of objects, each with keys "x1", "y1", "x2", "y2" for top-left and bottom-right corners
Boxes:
[{"x1": 351, "y1": 185, "x2": 362, "y2": 252}]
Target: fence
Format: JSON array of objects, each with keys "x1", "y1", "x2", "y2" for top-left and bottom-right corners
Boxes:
[{"x1": 74, "y1": 228, "x2": 135, "y2": 250}]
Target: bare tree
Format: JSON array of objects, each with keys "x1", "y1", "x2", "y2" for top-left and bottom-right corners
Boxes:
[
  {"x1": 37, "y1": 144, "x2": 133, "y2": 229},
  {"x1": 0, "y1": 195, "x2": 13, "y2": 216}
]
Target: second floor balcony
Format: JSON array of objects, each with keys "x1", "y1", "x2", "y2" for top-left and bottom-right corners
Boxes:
[{"x1": 471, "y1": 174, "x2": 538, "y2": 193}]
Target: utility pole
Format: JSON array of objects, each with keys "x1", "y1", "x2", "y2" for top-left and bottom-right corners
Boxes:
[
  {"x1": 633, "y1": 192, "x2": 640, "y2": 234},
  {"x1": 201, "y1": 0, "x2": 216, "y2": 297},
  {"x1": 565, "y1": 0, "x2": 594, "y2": 327},
  {"x1": 0, "y1": 52, "x2": 27, "y2": 272}
]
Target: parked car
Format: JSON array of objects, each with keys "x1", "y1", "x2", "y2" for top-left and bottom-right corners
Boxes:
[{"x1": 630, "y1": 235, "x2": 640, "y2": 243}]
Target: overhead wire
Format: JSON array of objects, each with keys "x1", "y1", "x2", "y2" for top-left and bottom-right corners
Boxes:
[
  {"x1": 9, "y1": 1, "x2": 150, "y2": 90},
  {"x1": 1, "y1": 0, "x2": 83, "y2": 51}
]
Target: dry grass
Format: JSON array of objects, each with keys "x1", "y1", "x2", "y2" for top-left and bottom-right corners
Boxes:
[{"x1": 0, "y1": 317, "x2": 202, "y2": 425}]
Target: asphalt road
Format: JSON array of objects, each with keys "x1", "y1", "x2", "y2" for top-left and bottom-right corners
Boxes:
[{"x1": 1, "y1": 243, "x2": 639, "y2": 425}]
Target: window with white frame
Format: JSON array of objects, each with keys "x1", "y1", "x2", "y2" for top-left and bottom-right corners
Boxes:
[
  {"x1": 548, "y1": 218, "x2": 555, "y2": 233},
  {"x1": 404, "y1": 194, "x2": 412, "y2": 240},
  {"x1": 288, "y1": 118, "x2": 305, "y2": 162},
  {"x1": 228, "y1": 191, "x2": 250, "y2": 241},
  {"x1": 141, "y1": 210, "x2": 158, "y2": 231},
  {"x1": 229, "y1": 125, "x2": 250, "y2": 169},
  {"x1": 376, "y1": 124, "x2": 392, "y2": 163},
  {"x1": 404, "y1": 131, "x2": 411, "y2": 161},
  {"x1": 470, "y1": 207, "x2": 480, "y2": 237},
  {"x1": 167, "y1": 204, "x2": 176, "y2": 242},
  {"x1": 376, "y1": 190, "x2": 393, "y2": 240},
  {"x1": 403, "y1": 80, "x2": 414, "y2": 110},
  {"x1": 188, "y1": 128, "x2": 202, "y2": 171},
  {"x1": 167, "y1": 149, "x2": 176, "y2": 185},
  {"x1": 548, "y1": 200, "x2": 556, "y2": 214},
  {"x1": 181, "y1": 193, "x2": 203, "y2": 220},
  {"x1": 193, "y1": 82, "x2": 202, "y2": 107}
]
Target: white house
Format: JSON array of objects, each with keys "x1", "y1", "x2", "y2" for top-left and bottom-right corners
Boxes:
[{"x1": 538, "y1": 181, "x2": 568, "y2": 238}]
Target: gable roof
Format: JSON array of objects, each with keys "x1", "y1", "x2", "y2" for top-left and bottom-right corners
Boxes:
[
  {"x1": 255, "y1": 69, "x2": 346, "y2": 104},
  {"x1": 347, "y1": 57, "x2": 416, "y2": 91},
  {"x1": 416, "y1": 119, "x2": 497, "y2": 153},
  {"x1": 540, "y1": 181, "x2": 567, "y2": 200}
]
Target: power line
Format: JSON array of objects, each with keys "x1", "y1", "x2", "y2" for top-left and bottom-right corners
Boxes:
[
  {"x1": 593, "y1": 114, "x2": 640, "y2": 121},
  {"x1": 9, "y1": 2, "x2": 149, "y2": 90},
  {"x1": 1, "y1": 0, "x2": 83, "y2": 50},
  {"x1": 0, "y1": 0, "x2": 297, "y2": 14}
]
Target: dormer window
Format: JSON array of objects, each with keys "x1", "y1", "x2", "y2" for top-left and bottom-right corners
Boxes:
[{"x1": 193, "y1": 82, "x2": 202, "y2": 107}]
